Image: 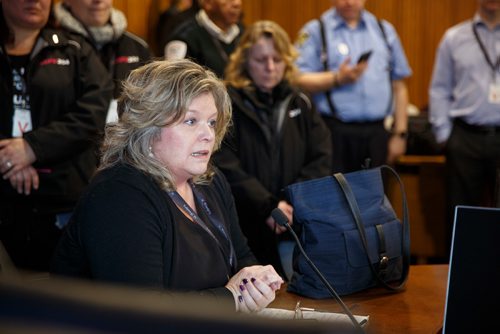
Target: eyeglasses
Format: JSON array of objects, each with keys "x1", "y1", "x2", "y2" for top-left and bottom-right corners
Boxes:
[{"x1": 293, "y1": 301, "x2": 316, "y2": 320}]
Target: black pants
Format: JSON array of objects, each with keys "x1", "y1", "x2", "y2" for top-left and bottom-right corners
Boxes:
[
  {"x1": 445, "y1": 120, "x2": 500, "y2": 252},
  {"x1": 322, "y1": 116, "x2": 389, "y2": 173},
  {"x1": 0, "y1": 198, "x2": 62, "y2": 272}
]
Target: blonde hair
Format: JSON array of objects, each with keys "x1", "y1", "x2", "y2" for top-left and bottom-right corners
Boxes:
[
  {"x1": 100, "y1": 59, "x2": 232, "y2": 190},
  {"x1": 225, "y1": 20, "x2": 299, "y2": 88}
]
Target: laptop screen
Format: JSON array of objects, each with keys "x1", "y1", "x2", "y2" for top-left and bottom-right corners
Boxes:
[{"x1": 443, "y1": 206, "x2": 500, "y2": 333}]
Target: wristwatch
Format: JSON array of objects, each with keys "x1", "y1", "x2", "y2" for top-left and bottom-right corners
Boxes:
[{"x1": 392, "y1": 131, "x2": 409, "y2": 139}]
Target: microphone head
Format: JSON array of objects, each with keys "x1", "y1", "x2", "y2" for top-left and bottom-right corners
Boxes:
[{"x1": 271, "y1": 208, "x2": 289, "y2": 227}]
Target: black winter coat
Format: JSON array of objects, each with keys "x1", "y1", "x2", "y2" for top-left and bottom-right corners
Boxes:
[
  {"x1": 213, "y1": 82, "x2": 332, "y2": 270},
  {"x1": 78, "y1": 32, "x2": 151, "y2": 99},
  {"x1": 0, "y1": 28, "x2": 113, "y2": 213},
  {"x1": 166, "y1": 16, "x2": 243, "y2": 78}
]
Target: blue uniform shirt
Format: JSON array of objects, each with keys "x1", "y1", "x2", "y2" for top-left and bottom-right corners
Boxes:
[
  {"x1": 429, "y1": 14, "x2": 500, "y2": 143},
  {"x1": 295, "y1": 9, "x2": 412, "y2": 122}
]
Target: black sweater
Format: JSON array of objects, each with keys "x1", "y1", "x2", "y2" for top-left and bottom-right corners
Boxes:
[
  {"x1": 0, "y1": 28, "x2": 113, "y2": 213},
  {"x1": 51, "y1": 163, "x2": 257, "y2": 300}
]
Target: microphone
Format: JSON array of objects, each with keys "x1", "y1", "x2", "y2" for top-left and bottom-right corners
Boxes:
[{"x1": 271, "y1": 208, "x2": 365, "y2": 333}]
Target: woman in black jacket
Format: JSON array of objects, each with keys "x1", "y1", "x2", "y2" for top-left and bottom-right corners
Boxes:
[
  {"x1": 54, "y1": 0, "x2": 152, "y2": 99},
  {"x1": 214, "y1": 20, "x2": 332, "y2": 278},
  {"x1": 51, "y1": 60, "x2": 283, "y2": 312},
  {"x1": 0, "y1": 0, "x2": 113, "y2": 271},
  {"x1": 54, "y1": 0, "x2": 152, "y2": 123}
]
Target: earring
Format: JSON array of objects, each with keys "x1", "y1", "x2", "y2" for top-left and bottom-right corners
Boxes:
[{"x1": 148, "y1": 146, "x2": 154, "y2": 158}]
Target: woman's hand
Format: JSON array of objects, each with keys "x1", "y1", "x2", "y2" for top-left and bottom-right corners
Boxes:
[
  {"x1": 265, "y1": 201, "x2": 293, "y2": 235},
  {"x1": 8, "y1": 165, "x2": 39, "y2": 195},
  {"x1": 226, "y1": 265, "x2": 284, "y2": 312},
  {"x1": 0, "y1": 138, "x2": 36, "y2": 178}
]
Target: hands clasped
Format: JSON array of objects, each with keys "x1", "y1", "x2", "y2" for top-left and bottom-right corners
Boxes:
[
  {"x1": 226, "y1": 265, "x2": 284, "y2": 312},
  {"x1": 0, "y1": 138, "x2": 38, "y2": 195}
]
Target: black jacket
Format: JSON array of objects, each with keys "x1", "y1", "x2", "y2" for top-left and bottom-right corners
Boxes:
[
  {"x1": 213, "y1": 82, "x2": 331, "y2": 268},
  {"x1": 166, "y1": 16, "x2": 243, "y2": 77},
  {"x1": 0, "y1": 28, "x2": 113, "y2": 213},
  {"x1": 53, "y1": 2, "x2": 152, "y2": 99},
  {"x1": 95, "y1": 32, "x2": 151, "y2": 98},
  {"x1": 51, "y1": 163, "x2": 257, "y2": 300}
]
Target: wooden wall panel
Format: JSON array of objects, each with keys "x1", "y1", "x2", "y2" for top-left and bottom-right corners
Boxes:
[{"x1": 114, "y1": 0, "x2": 479, "y2": 110}]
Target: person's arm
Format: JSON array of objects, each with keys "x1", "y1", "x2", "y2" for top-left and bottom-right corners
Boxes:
[
  {"x1": 294, "y1": 19, "x2": 367, "y2": 94},
  {"x1": 382, "y1": 21, "x2": 412, "y2": 163},
  {"x1": 429, "y1": 34, "x2": 455, "y2": 145},
  {"x1": 77, "y1": 179, "x2": 167, "y2": 288},
  {"x1": 387, "y1": 79, "x2": 409, "y2": 164},
  {"x1": 295, "y1": 71, "x2": 337, "y2": 93},
  {"x1": 296, "y1": 59, "x2": 368, "y2": 94}
]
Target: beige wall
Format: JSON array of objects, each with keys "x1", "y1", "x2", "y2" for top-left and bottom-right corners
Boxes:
[{"x1": 115, "y1": 0, "x2": 479, "y2": 110}]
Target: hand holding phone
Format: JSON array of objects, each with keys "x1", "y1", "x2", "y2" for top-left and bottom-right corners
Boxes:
[{"x1": 357, "y1": 50, "x2": 373, "y2": 64}]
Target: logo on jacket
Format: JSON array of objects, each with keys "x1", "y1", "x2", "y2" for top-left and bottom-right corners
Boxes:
[
  {"x1": 289, "y1": 108, "x2": 301, "y2": 118},
  {"x1": 39, "y1": 58, "x2": 70, "y2": 66},
  {"x1": 114, "y1": 56, "x2": 140, "y2": 64}
]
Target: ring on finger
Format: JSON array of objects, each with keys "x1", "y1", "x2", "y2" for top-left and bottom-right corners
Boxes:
[{"x1": 5, "y1": 160, "x2": 13, "y2": 169}]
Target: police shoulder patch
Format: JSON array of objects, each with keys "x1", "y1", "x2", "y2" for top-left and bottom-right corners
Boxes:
[{"x1": 295, "y1": 31, "x2": 309, "y2": 47}]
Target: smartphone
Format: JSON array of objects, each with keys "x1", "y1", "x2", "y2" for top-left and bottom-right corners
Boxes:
[{"x1": 357, "y1": 50, "x2": 373, "y2": 64}]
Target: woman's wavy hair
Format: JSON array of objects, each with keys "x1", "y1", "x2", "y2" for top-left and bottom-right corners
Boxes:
[
  {"x1": 224, "y1": 20, "x2": 299, "y2": 89},
  {"x1": 100, "y1": 59, "x2": 232, "y2": 191}
]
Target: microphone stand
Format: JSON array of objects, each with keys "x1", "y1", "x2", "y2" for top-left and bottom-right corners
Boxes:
[{"x1": 271, "y1": 208, "x2": 365, "y2": 334}]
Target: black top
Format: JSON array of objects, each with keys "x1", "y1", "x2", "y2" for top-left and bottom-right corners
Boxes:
[
  {"x1": 166, "y1": 15, "x2": 243, "y2": 77},
  {"x1": 96, "y1": 32, "x2": 152, "y2": 98},
  {"x1": 213, "y1": 82, "x2": 332, "y2": 270},
  {"x1": 51, "y1": 163, "x2": 257, "y2": 300},
  {"x1": 0, "y1": 28, "x2": 113, "y2": 212}
]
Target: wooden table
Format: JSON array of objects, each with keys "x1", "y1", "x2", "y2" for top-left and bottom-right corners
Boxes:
[{"x1": 270, "y1": 265, "x2": 448, "y2": 334}]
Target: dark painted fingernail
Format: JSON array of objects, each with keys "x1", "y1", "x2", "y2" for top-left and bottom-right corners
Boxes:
[
  {"x1": 242, "y1": 278, "x2": 248, "y2": 284},
  {"x1": 251, "y1": 277, "x2": 256, "y2": 283},
  {"x1": 239, "y1": 284, "x2": 245, "y2": 291},
  {"x1": 238, "y1": 295, "x2": 243, "y2": 302}
]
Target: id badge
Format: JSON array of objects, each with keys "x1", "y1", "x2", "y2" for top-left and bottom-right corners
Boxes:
[
  {"x1": 489, "y1": 83, "x2": 500, "y2": 104},
  {"x1": 105, "y1": 99, "x2": 118, "y2": 123},
  {"x1": 12, "y1": 108, "x2": 33, "y2": 137}
]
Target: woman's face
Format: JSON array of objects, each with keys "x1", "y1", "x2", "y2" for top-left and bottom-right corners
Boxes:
[
  {"x1": 152, "y1": 92, "x2": 218, "y2": 186},
  {"x1": 64, "y1": 0, "x2": 112, "y2": 27},
  {"x1": 2, "y1": 0, "x2": 51, "y2": 31},
  {"x1": 246, "y1": 36, "x2": 286, "y2": 93}
]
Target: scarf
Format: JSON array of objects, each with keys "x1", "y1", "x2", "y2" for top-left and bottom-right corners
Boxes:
[{"x1": 54, "y1": 2, "x2": 127, "y2": 49}]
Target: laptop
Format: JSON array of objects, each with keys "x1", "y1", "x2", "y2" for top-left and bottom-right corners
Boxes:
[{"x1": 442, "y1": 206, "x2": 500, "y2": 334}]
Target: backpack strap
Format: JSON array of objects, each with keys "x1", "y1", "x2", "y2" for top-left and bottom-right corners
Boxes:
[
  {"x1": 376, "y1": 19, "x2": 394, "y2": 116},
  {"x1": 333, "y1": 165, "x2": 410, "y2": 291},
  {"x1": 318, "y1": 18, "x2": 337, "y2": 115}
]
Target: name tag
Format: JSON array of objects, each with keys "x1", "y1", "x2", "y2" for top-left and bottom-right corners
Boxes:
[
  {"x1": 289, "y1": 108, "x2": 302, "y2": 118},
  {"x1": 106, "y1": 99, "x2": 119, "y2": 123},
  {"x1": 489, "y1": 83, "x2": 500, "y2": 104},
  {"x1": 12, "y1": 108, "x2": 32, "y2": 137}
]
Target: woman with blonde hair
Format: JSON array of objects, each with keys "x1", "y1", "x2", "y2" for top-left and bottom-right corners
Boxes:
[
  {"x1": 52, "y1": 59, "x2": 283, "y2": 312},
  {"x1": 214, "y1": 21, "x2": 331, "y2": 279}
]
